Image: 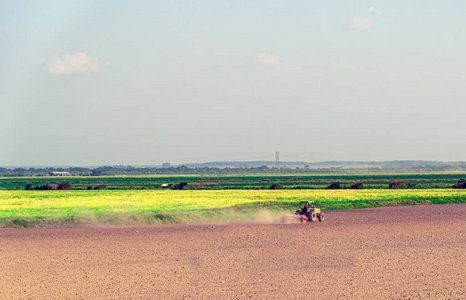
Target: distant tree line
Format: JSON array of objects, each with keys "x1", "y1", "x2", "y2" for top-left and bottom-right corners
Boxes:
[{"x1": 2, "y1": 162, "x2": 466, "y2": 177}]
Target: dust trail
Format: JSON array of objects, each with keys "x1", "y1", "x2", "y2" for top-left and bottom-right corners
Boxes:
[
  {"x1": 240, "y1": 209, "x2": 301, "y2": 224},
  {"x1": 30, "y1": 209, "x2": 302, "y2": 228}
]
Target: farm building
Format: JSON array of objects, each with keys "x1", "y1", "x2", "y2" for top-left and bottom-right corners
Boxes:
[{"x1": 46, "y1": 171, "x2": 72, "y2": 176}]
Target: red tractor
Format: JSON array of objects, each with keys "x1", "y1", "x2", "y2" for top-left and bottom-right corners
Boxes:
[{"x1": 295, "y1": 201, "x2": 325, "y2": 223}]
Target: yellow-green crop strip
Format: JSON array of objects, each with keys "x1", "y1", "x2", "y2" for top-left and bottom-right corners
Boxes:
[{"x1": 1, "y1": 189, "x2": 465, "y2": 221}]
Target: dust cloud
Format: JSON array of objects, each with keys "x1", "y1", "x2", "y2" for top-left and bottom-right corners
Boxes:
[{"x1": 247, "y1": 210, "x2": 301, "y2": 224}]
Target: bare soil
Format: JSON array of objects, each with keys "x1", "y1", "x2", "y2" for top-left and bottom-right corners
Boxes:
[{"x1": 1, "y1": 204, "x2": 465, "y2": 299}]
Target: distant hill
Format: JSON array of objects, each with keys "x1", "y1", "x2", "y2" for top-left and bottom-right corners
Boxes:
[{"x1": 181, "y1": 160, "x2": 462, "y2": 168}]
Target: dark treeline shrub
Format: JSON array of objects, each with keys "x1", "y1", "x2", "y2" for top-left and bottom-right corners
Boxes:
[
  {"x1": 172, "y1": 182, "x2": 188, "y2": 190},
  {"x1": 389, "y1": 180, "x2": 407, "y2": 189},
  {"x1": 34, "y1": 184, "x2": 53, "y2": 190},
  {"x1": 24, "y1": 182, "x2": 72, "y2": 190},
  {"x1": 87, "y1": 186, "x2": 93, "y2": 190},
  {"x1": 326, "y1": 182, "x2": 341, "y2": 190},
  {"x1": 57, "y1": 182, "x2": 72, "y2": 190},
  {"x1": 351, "y1": 182, "x2": 364, "y2": 189},
  {"x1": 269, "y1": 184, "x2": 283, "y2": 190},
  {"x1": 453, "y1": 178, "x2": 466, "y2": 189}
]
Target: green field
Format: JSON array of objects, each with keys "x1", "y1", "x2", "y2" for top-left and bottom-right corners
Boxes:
[
  {"x1": 1, "y1": 173, "x2": 465, "y2": 190},
  {"x1": 1, "y1": 188, "x2": 465, "y2": 228}
]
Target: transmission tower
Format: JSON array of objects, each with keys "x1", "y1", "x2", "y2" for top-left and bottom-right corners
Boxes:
[{"x1": 275, "y1": 151, "x2": 280, "y2": 169}]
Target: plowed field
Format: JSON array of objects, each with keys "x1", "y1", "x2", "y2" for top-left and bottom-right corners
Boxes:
[{"x1": 1, "y1": 204, "x2": 465, "y2": 299}]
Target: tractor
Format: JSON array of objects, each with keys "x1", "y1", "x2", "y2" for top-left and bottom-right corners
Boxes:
[{"x1": 295, "y1": 201, "x2": 325, "y2": 223}]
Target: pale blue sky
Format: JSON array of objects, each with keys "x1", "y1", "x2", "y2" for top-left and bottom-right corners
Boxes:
[{"x1": 1, "y1": 1, "x2": 465, "y2": 166}]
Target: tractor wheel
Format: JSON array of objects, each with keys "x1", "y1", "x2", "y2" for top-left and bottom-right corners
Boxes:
[
  {"x1": 318, "y1": 212, "x2": 325, "y2": 222},
  {"x1": 310, "y1": 212, "x2": 317, "y2": 222},
  {"x1": 295, "y1": 209, "x2": 302, "y2": 215}
]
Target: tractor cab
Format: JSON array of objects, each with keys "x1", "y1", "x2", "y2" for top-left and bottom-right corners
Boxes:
[
  {"x1": 295, "y1": 201, "x2": 324, "y2": 223},
  {"x1": 297, "y1": 201, "x2": 315, "y2": 213}
]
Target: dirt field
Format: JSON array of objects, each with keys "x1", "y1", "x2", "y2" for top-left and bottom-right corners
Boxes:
[{"x1": 1, "y1": 204, "x2": 465, "y2": 299}]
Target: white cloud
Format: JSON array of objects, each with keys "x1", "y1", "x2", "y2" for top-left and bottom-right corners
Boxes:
[
  {"x1": 47, "y1": 53, "x2": 105, "y2": 75},
  {"x1": 191, "y1": 43, "x2": 209, "y2": 54},
  {"x1": 256, "y1": 53, "x2": 280, "y2": 65},
  {"x1": 351, "y1": 18, "x2": 375, "y2": 30},
  {"x1": 330, "y1": 61, "x2": 354, "y2": 70}
]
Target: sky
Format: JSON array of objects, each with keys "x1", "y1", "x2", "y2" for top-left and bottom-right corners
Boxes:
[{"x1": 1, "y1": 0, "x2": 465, "y2": 166}]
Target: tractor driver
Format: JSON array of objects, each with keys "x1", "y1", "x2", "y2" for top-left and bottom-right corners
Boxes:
[{"x1": 302, "y1": 204, "x2": 309, "y2": 214}]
